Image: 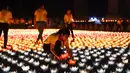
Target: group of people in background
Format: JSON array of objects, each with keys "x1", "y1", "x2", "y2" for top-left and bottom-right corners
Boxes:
[
  {"x1": 34, "y1": 4, "x2": 75, "y2": 61},
  {"x1": 0, "y1": 4, "x2": 75, "y2": 61},
  {"x1": 1, "y1": 4, "x2": 129, "y2": 61},
  {"x1": 34, "y1": 4, "x2": 75, "y2": 43}
]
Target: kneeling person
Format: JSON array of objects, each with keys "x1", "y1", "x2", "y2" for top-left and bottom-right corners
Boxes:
[{"x1": 43, "y1": 28, "x2": 72, "y2": 60}]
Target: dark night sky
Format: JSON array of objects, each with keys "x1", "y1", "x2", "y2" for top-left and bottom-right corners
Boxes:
[
  {"x1": 0, "y1": 0, "x2": 109, "y2": 19},
  {"x1": 88, "y1": 0, "x2": 108, "y2": 16}
]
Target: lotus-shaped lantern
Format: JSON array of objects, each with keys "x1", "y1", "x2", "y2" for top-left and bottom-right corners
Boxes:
[
  {"x1": 60, "y1": 63, "x2": 68, "y2": 69},
  {"x1": 70, "y1": 66, "x2": 78, "y2": 72},
  {"x1": 40, "y1": 65, "x2": 49, "y2": 71}
]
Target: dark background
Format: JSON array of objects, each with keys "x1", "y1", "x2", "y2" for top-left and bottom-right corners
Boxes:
[{"x1": 0, "y1": 0, "x2": 130, "y2": 19}]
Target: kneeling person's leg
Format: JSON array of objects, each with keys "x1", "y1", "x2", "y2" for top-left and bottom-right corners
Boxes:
[{"x1": 54, "y1": 40, "x2": 64, "y2": 56}]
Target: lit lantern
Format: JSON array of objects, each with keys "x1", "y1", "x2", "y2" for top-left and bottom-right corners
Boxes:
[
  {"x1": 68, "y1": 59, "x2": 76, "y2": 65},
  {"x1": 60, "y1": 53, "x2": 69, "y2": 60}
]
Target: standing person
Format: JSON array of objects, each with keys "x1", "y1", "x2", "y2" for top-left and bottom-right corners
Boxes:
[
  {"x1": 34, "y1": 5, "x2": 48, "y2": 44},
  {"x1": 117, "y1": 18, "x2": 122, "y2": 31},
  {"x1": 64, "y1": 10, "x2": 75, "y2": 41},
  {"x1": 0, "y1": 6, "x2": 12, "y2": 49}
]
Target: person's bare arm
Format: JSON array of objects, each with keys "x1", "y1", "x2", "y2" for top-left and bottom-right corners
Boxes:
[
  {"x1": 64, "y1": 15, "x2": 68, "y2": 27},
  {"x1": 50, "y1": 43, "x2": 61, "y2": 60},
  {"x1": 64, "y1": 40, "x2": 72, "y2": 58},
  {"x1": 34, "y1": 12, "x2": 37, "y2": 29},
  {"x1": 45, "y1": 19, "x2": 49, "y2": 28},
  {"x1": 44, "y1": 10, "x2": 49, "y2": 28},
  {"x1": 8, "y1": 11, "x2": 12, "y2": 24},
  {"x1": 71, "y1": 14, "x2": 74, "y2": 22}
]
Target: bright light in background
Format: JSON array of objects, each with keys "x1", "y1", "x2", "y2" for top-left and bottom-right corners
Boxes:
[
  {"x1": 102, "y1": 18, "x2": 104, "y2": 20},
  {"x1": 72, "y1": 19, "x2": 74, "y2": 22},
  {"x1": 88, "y1": 17, "x2": 101, "y2": 24}
]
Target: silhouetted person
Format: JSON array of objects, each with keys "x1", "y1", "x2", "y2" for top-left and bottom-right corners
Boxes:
[
  {"x1": 117, "y1": 18, "x2": 122, "y2": 31},
  {"x1": 0, "y1": 7, "x2": 12, "y2": 49}
]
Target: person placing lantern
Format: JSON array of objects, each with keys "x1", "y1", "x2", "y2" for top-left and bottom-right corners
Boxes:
[{"x1": 43, "y1": 28, "x2": 76, "y2": 64}]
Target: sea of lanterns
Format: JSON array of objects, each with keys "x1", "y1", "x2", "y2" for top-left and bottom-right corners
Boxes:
[
  {"x1": 0, "y1": 29, "x2": 129, "y2": 50},
  {"x1": 0, "y1": 29, "x2": 129, "y2": 73},
  {"x1": 0, "y1": 43, "x2": 130, "y2": 73},
  {"x1": 0, "y1": 29, "x2": 129, "y2": 51}
]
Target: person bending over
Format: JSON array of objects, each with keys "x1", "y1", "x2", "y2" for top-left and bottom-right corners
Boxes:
[{"x1": 43, "y1": 28, "x2": 72, "y2": 60}]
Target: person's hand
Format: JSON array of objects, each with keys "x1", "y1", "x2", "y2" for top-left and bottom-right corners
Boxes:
[
  {"x1": 70, "y1": 38, "x2": 75, "y2": 43},
  {"x1": 34, "y1": 24, "x2": 37, "y2": 29}
]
